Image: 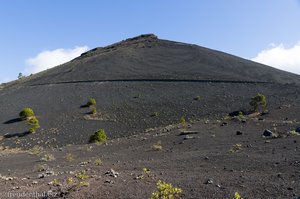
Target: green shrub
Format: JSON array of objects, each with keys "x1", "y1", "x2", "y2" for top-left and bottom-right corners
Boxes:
[
  {"x1": 179, "y1": 116, "x2": 186, "y2": 127},
  {"x1": 193, "y1": 96, "x2": 202, "y2": 101},
  {"x1": 234, "y1": 192, "x2": 243, "y2": 199},
  {"x1": 288, "y1": 130, "x2": 300, "y2": 136},
  {"x1": 19, "y1": 108, "x2": 40, "y2": 133},
  {"x1": 76, "y1": 170, "x2": 89, "y2": 180},
  {"x1": 250, "y1": 93, "x2": 266, "y2": 111},
  {"x1": 87, "y1": 98, "x2": 97, "y2": 115},
  {"x1": 152, "y1": 141, "x2": 162, "y2": 151},
  {"x1": 150, "y1": 180, "x2": 182, "y2": 199},
  {"x1": 87, "y1": 98, "x2": 96, "y2": 107},
  {"x1": 41, "y1": 153, "x2": 55, "y2": 161},
  {"x1": 150, "y1": 112, "x2": 159, "y2": 117},
  {"x1": 28, "y1": 127, "x2": 36, "y2": 134},
  {"x1": 27, "y1": 116, "x2": 40, "y2": 133},
  {"x1": 89, "y1": 129, "x2": 107, "y2": 144},
  {"x1": 237, "y1": 111, "x2": 246, "y2": 121},
  {"x1": 19, "y1": 108, "x2": 35, "y2": 120},
  {"x1": 90, "y1": 106, "x2": 97, "y2": 115},
  {"x1": 28, "y1": 116, "x2": 39, "y2": 125}
]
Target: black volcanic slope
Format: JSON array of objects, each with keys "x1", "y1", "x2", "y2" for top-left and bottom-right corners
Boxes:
[
  {"x1": 12, "y1": 34, "x2": 300, "y2": 85},
  {"x1": 0, "y1": 34, "x2": 300, "y2": 148}
]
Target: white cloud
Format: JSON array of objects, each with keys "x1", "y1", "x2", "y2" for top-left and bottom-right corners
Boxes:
[
  {"x1": 252, "y1": 42, "x2": 300, "y2": 75},
  {"x1": 25, "y1": 46, "x2": 89, "y2": 74}
]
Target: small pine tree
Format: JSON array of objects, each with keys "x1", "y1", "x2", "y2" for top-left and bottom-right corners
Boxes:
[
  {"x1": 87, "y1": 98, "x2": 97, "y2": 115},
  {"x1": 19, "y1": 108, "x2": 35, "y2": 120},
  {"x1": 18, "y1": 73, "x2": 25, "y2": 79},
  {"x1": 87, "y1": 98, "x2": 96, "y2": 107},
  {"x1": 250, "y1": 93, "x2": 266, "y2": 112},
  {"x1": 89, "y1": 129, "x2": 107, "y2": 144}
]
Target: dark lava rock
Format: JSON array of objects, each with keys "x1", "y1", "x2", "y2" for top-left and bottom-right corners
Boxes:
[
  {"x1": 221, "y1": 122, "x2": 228, "y2": 126},
  {"x1": 263, "y1": 129, "x2": 277, "y2": 137},
  {"x1": 236, "y1": 131, "x2": 243, "y2": 135},
  {"x1": 205, "y1": 179, "x2": 213, "y2": 184}
]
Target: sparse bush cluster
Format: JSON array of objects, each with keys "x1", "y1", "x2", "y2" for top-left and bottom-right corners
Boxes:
[
  {"x1": 234, "y1": 192, "x2": 243, "y2": 199},
  {"x1": 19, "y1": 107, "x2": 40, "y2": 133},
  {"x1": 150, "y1": 112, "x2": 159, "y2": 117},
  {"x1": 179, "y1": 116, "x2": 186, "y2": 128},
  {"x1": 89, "y1": 129, "x2": 107, "y2": 144},
  {"x1": 152, "y1": 141, "x2": 162, "y2": 151},
  {"x1": 229, "y1": 143, "x2": 242, "y2": 153},
  {"x1": 87, "y1": 98, "x2": 97, "y2": 114},
  {"x1": 150, "y1": 180, "x2": 182, "y2": 199},
  {"x1": 41, "y1": 153, "x2": 55, "y2": 161}
]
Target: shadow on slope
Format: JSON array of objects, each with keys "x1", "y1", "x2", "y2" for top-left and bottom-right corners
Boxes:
[
  {"x1": 3, "y1": 118, "x2": 22, "y2": 124},
  {"x1": 4, "y1": 131, "x2": 31, "y2": 138}
]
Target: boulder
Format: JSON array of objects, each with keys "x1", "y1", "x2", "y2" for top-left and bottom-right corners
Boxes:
[{"x1": 263, "y1": 129, "x2": 277, "y2": 138}]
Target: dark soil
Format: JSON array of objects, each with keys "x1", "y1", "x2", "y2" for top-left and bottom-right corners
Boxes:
[{"x1": 0, "y1": 107, "x2": 299, "y2": 199}]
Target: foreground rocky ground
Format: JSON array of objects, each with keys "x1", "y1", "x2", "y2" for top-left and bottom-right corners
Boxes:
[{"x1": 0, "y1": 105, "x2": 299, "y2": 199}]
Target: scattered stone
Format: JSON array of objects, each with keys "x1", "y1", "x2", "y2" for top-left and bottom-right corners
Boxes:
[
  {"x1": 104, "y1": 179, "x2": 114, "y2": 184},
  {"x1": 263, "y1": 129, "x2": 278, "y2": 138},
  {"x1": 216, "y1": 184, "x2": 221, "y2": 188},
  {"x1": 204, "y1": 156, "x2": 209, "y2": 160},
  {"x1": 38, "y1": 174, "x2": 45, "y2": 179},
  {"x1": 38, "y1": 170, "x2": 55, "y2": 179},
  {"x1": 265, "y1": 140, "x2": 271, "y2": 143},
  {"x1": 184, "y1": 135, "x2": 195, "y2": 140},
  {"x1": 236, "y1": 131, "x2": 243, "y2": 135},
  {"x1": 45, "y1": 170, "x2": 55, "y2": 175},
  {"x1": 161, "y1": 125, "x2": 175, "y2": 133},
  {"x1": 134, "y1": 174, "x2": 144, "y2": 180},
  {"x1": 205, "y1": 179, "x2": 213, "y2": 184},
  {"x1": 287, "y1": 187, "x2": 293, "y2": 191},
  {"x1": 179, "y1": 131, "x2": 199, "y2": 136},
  {"x1": 11, "y1": 186, "x2": 20, "y2": 190},
  {"x1": 79, "y1": 161, "x2": 91, "y2": 167},
  {"x1": 221, "y1": 122, "x2": 228, "y2": 126},
  {"x1": 32, "y1": 181, "x2": 38, "y2": 185},
  {"x1": 105, "y1": 169, "x2": 119, "y2": 178},
  {"x1": 0, "y1": 175, "x2": 14, "y2": 181}
]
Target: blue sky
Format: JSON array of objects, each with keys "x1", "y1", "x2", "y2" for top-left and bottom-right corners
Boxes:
[{"x1": 1, "y1": 0, "x2": 300, "y2": 82}]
